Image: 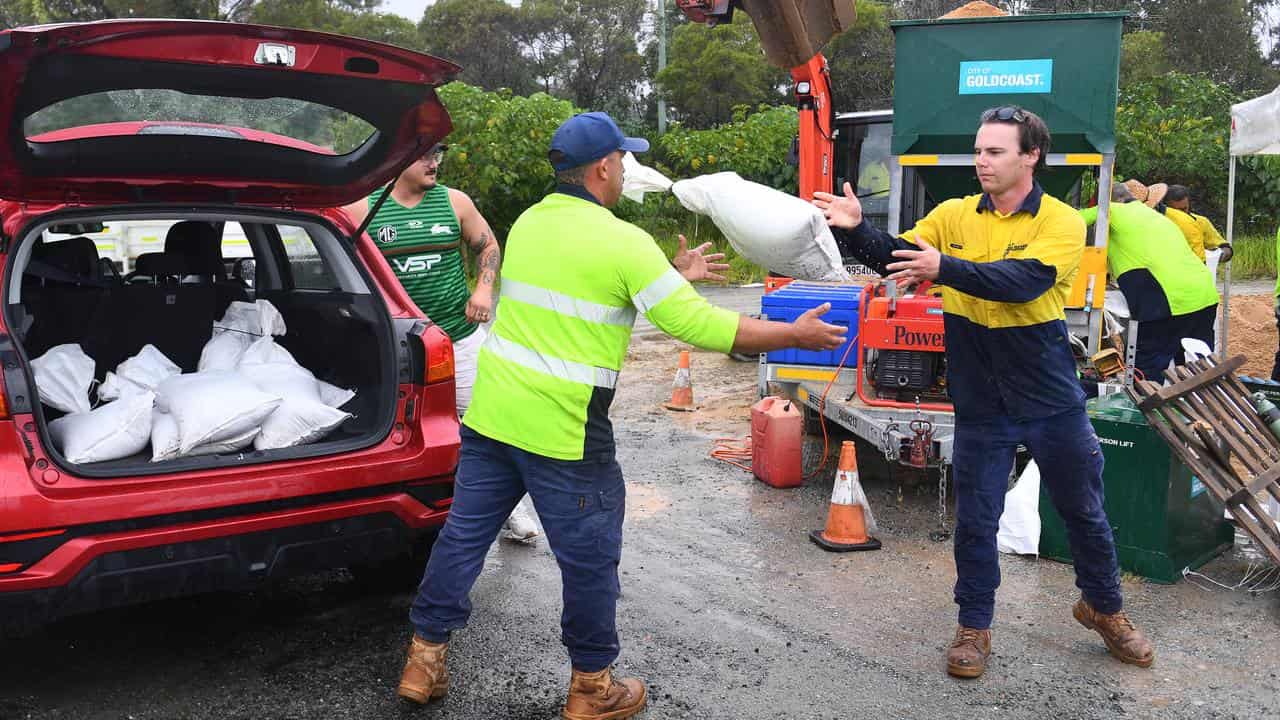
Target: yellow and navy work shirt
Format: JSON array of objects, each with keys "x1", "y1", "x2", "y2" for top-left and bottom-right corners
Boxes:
[
  {"x1": 464, "y1": 185, "x2": 740, "y2": 460},
  {"x1": 1161, "y1": 206, "x2": 1208, "y2": 262},
  {"x1": 1191, "y1": 212, "x2": 1227, "y2": 260},
  {"x1": 833, "y1": 183, "x2": 1086, "y2": 421},
  {"x1": 1079, "y1": 202, "x2": 1218, "y2": 320}
]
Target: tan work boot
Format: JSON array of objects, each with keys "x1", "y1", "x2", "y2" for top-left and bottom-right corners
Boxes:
[
  {"x1": 397, "y1": 634, "x2": 450, "y2": 704},
  {"x1": 1073, "y1": 599, "x2": 1155, "y2": 668},
  {"x1": 562, "y1": 667, "x2": 647, "y2": 720},
  {"x1": 946, "y1": 625, "x2": 992, "y2": 679}
]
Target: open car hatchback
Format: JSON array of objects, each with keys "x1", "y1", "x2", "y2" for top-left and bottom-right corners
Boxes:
[{"x1": 0, "y1": 20, "x2": 462, "y2": 632}]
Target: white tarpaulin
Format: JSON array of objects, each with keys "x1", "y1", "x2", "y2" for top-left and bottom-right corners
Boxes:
[
  {"x1": 1218, "y1": 86, "x2": 1280, "y2": 352},
  {"x1": 1230, "y1": 85, "x2": 1280, "y2": 156}
]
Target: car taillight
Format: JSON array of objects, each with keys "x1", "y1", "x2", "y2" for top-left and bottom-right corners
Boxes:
[
  {"x1": 0, "y1": 371, "x2": 9, "y2": 419},
  {"x1": 421, "y1": 327, "x2": 455, "y2": 384}
]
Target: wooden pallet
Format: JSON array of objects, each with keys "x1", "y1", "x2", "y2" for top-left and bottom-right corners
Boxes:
[{"x1": 1129, "y1": 355, "x2": 1280, "y2": 566}]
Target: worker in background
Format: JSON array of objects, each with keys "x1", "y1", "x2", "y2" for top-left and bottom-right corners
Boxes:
[
  {"x1": 1082, "y1": 183, "x2": 1220, "y2": 381},
  {"x1": 815, "y1": 106, "x2": 1154, "y2": 680},
  {"x1": 397, "y1": 111, "x2": 847, "y2": 719},
  {"x1": 344, "y1": 144, "x2": 542, "y2": 544},
  {"x1": 1125, "y1": 179, "x2": 1213, "y2": 264},
  {"x1": 1165, "y1": 184, "x2": 1233, "y2": 264}
]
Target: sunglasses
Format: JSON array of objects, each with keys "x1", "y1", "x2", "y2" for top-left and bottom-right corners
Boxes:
[
  {"x1": 983, "y1": 106, "x2": 1028, "y2": 123},
  {"x1": 418, "y1": 149, "x2": 445, "y2": 165}
]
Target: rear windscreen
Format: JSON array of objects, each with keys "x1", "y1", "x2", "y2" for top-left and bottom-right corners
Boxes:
[{"x1": 25, "y1": 90, "x2": 375, "y2": 155}]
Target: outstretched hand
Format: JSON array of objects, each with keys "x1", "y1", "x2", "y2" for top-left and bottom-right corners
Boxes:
[
  {"x1": 672, "y1": 234, "x2": 729, "y2": 282},
  {"x1": 885, "y1": 234, "x2": 941, "y2": 287},
  {"x1": 813, "y1": 181, "x2": 863, "y2": 230}
]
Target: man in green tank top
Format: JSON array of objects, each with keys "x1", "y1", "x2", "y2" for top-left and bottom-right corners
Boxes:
[{"x1": 344, "y1": 143, "x2": 540, "y2": 543}]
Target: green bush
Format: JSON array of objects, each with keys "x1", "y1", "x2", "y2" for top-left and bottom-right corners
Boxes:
[
  {"x1": 436, "y1": 82, "x2": 579, "y2": 239},
  {"x1": 658, "y1": 105, "x2": 799, "y2": 194}
]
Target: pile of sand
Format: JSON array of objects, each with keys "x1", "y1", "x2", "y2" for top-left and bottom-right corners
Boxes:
[
  {"x1": 940, "y1": 1, "x2": 1008, "y2": 18},
  {"x1": 1227, "y1": 294, "x2": 1276, "y2": 378}
]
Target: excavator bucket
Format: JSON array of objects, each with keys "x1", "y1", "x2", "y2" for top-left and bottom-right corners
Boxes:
[{"x1": 739, "y1": 0, "x2": 858, "y2": 69}]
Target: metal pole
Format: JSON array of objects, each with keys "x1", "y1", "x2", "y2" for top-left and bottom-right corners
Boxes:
[
  {"x1": 1223, "y1": 156, "x2": 1236, "y2": 356},
  {"x1": 657, "y1": 0, "x2": 668, "y2": 135}
]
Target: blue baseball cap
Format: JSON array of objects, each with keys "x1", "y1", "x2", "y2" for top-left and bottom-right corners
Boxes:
[{"x1": 549, "y1": 112, "x2": 649, "y2": 171}]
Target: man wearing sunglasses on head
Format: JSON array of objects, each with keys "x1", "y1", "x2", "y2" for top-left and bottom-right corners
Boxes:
[
  {"x1": 345, "y1": 143, "x2": 541, "y2": 543},
  {"x1": 815, "y1": 105, "x2": 1154, "y2": 679}
]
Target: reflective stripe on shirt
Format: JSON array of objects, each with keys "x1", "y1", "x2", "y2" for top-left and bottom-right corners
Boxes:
[
  {"x1": 632, "y1": 267, "x2": 687, "y2": 313},
  {"x1": 500, "y1": 277, "x2": 636, "y2": 327},
  {"x1": 483, "y1": 332, "x2": 619, "y2": 389}
]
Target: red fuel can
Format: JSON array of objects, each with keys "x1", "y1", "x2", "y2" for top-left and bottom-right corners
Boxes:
[{"x1": 751, "y1": 396, "x2": 803, "y2": 488}]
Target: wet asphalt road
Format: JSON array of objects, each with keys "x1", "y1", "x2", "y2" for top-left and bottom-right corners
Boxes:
[
  {"x1": 5, "y1": 390, "x2": 1280, "y2": 718},
  {"x1": 3, "y1": 286, "x2": 1280, "y2": 719}
]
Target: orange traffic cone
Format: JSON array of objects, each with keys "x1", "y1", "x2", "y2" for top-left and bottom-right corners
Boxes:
[
  {"x1": 810, "y1": 441, "x2": 881, "y2": 552},
  {"x1": 663, "y1": 350, "x2": 695, "y2": 411}
]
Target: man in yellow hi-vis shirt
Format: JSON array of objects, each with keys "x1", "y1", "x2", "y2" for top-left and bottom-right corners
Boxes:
[
  {"x1": 396, "y1": 112, "x2": 847, "y2": 720},
  {"x1": 815, "y1": 106, "x2": 1154, "y2": 680}
]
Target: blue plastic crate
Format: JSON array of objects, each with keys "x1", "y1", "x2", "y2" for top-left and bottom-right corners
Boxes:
[{"x1": 761, "y1": 282, "x2": 861, "y2": 367}]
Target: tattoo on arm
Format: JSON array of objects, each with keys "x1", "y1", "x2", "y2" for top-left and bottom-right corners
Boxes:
[{"x1": 477, "y1": 240, "x2": 501, "y2": 287}]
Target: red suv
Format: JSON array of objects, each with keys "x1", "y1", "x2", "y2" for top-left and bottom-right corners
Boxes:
[{"x1": 0, "y1": 20, "x2": 461, "y2": 632}]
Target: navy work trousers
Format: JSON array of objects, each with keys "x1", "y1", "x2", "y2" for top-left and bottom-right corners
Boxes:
[
  {"x1": 951, "y1": 408, "x2": 1122, "y2": 629},
  {"x1": 410, "y1": 426, "x2": 626, "y2": 672}
]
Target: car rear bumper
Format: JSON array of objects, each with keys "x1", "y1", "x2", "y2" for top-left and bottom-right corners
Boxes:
[{"x1": 0, "y1": 491, "x2": 448, "y2": 631}]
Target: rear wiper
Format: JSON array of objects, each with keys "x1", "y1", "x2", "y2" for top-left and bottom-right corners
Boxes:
[{"x1": 349, "y1": 182, "x2": 395, "y2": 244}]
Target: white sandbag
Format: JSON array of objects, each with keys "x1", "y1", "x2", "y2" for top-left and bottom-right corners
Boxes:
[
  {"x1": 255, "y1": 398, "x2": 350, "y2": 450},
  {"x1": 997, "y1": 461, "x2": 1041, "y2": 556},
  {"x1": 101, "y1": 346, "x2": 181, "y2": 402},
  {"x1": 621, "y1": 152, "x2": 673, "y2": 203},
  {"x1": 98, "y1": 371, "x2": 146, "y2": 402},
  {"x1": 318, "y1": 380, "x2": 356, "y2": 409},
  {"x1": 671, "y1": 172, "x2": 850, "y2": 282},
  {"x1": 32, "y1": 343, "x2": 95, "y2": 414},
  {"x1": 152, "y1": 410, "x2": 259, "y2": 461},
  {"x1": 198, "y1": 332, "x2": 252, "y2": 372},
  {"x1": 215, "y1": 299, "x2": 287, "y2": 337},
  {"x1": 238, "y1": 360, "x2": 350, "y2": 450},
  {"x1": 156, "y1": 371, "x2": 282, "y2": 454},
  {"x1": 119, "y1": 344, "x2": 181, "y2": 390},
  {"x1": 200, "y1": 300, "x2": 288, "y2": 372},
  {"x1": 238, "y1": 335, "x2": 299, "y2": 367},
  {"x1": 51, "y1": 392, "x2": 154, "y2": 464}
]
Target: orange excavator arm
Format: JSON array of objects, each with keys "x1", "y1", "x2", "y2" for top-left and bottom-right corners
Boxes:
[{"x1": 675, "y1": 0, "x2": 851, "y2": 199}]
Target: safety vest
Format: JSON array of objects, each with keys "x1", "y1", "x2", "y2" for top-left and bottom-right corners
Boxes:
[{"x1": 464, "y1": 190, "x2": 739, "y2": 460}]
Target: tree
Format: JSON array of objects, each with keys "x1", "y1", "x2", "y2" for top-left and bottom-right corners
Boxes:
[
  {"x1": 517, "y1": 0, "x2": 649, "y2": 118},
  {"x1": 824, "y1": 0, "x2": 895, "y2": 112},
  {"x1": 1119, "y1": 30, "x2": 1169, "y2": 87},
  {"x1": 418, "y1": 0, "x2": 536, "y2": 93},
  {"x1": 655, "y1": 13, "x2": 786, "y2": 128},
  {"x1": 248, "y1": 0, "x2": 416, "y2": 46},
  {"x1": 1144, "y1": 0, "x2": 1274, "y2": 94},
  {"x1": 1115, "y1": 72, "x2": 1236, "y2": 213}
]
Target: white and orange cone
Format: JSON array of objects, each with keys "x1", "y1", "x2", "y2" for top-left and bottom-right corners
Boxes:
[
  {"x1": 810, "y1": 441, "x2": 881, "y2": 552},
  {"x1": 663, "y1": 350, "x2": 695, "y2": 411}
]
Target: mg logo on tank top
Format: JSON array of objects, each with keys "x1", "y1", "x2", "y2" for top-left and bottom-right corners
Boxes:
[
  {"x1": 377, "y1": 225, "x2": 398, "y2": 244},
  {"x1": 392, "y1": 254, "x2": 443, "y2": 274}
]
